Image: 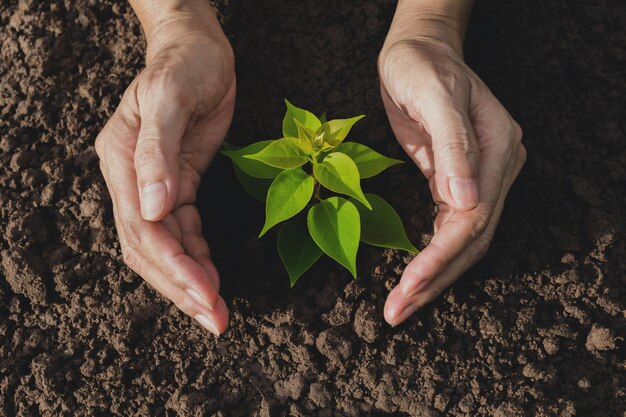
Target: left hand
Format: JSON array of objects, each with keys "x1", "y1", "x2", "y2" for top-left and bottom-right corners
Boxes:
[{"x1": 378, "y1": 38, "x2": 526, "y2": 327}]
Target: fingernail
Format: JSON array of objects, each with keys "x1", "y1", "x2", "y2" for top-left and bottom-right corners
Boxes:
[
  {"x1": 140, "y1": 182, "x2": 167, "y2": 220},
  {"x1": 195, "y1": 314, "x2": 220, "y2": 336},
  {"x1": 390, "y1": 304, "x2": 419, "y2": 328},
  {"x1": 186, "y1": 289, "x2": 214, "y2": 311},
  {"x1": 403, "y1": 279, "x2": 431, "y2": 299},
  {"x1": 449, "y1": 177, "x2": 478, "y2": 208}
]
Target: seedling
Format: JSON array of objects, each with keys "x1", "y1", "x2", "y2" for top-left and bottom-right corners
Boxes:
[{"x1": 222, "y1": 100, "x2": 418, "y2": 286}]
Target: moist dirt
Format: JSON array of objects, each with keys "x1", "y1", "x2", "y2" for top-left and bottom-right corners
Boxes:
[{"x1": 1, "y1": 0, "x2": 625, "y2": 416}]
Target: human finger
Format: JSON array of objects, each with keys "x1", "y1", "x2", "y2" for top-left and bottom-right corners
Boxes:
[
  {"x1": 117, "y1": 225, "x2": 228, "y2": 335},
  {"x1": 419, "y1": 82, "x2": 480, "y2": 210},
  {"x1": 133, "y1": 73, "x2": 192, "y2": 221},
  {"x1": 385, "y1": 144, "x2": 526, "y2": 326},
  {"x1": 396, "y1": 95, "x2": 523, "y2": 302},
  {"x1": 100, "y1": 113, "x2": 221, "y2": 312},
  {"x1": 174, "y1": 205, "x2": 221, "y2": 293}
]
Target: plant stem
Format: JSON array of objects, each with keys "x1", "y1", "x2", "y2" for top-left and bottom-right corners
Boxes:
[{"x1": 313, "y1": 180, "x2": 321, "y2": 201}]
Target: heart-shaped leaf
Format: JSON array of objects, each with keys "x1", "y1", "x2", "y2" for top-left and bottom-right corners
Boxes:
[
  {"x1": 307, "y1": 197, "x2": 360, "y2": 277},
  {"x1": 318, "y1": 115, "x2": 364, "y2": 147},
  {"x1": 277, "y1": 218, "x2": 323, "y2": 287},
  {"x1": 350, "y1": 193, "x2": 418, "y2": 253},
  {"x1": 313, "y1": 152, "x2": 371, "y2": 209},
  {"x1": 334, "y1": 142, "x2": 403, "y2": 178},
  {"x1": 245, "y1": 137, "x2": 310, "y2": 169},
  {"x1": 222, "y1": 140, "x2": 284, "y2": 178},
  {"x1": 260, "y1": 168, "x2": 315, "y2": 236},
  {"x1": 283, "y1": 100, "x2": 321, "y2": 138},
  {"x1": 233, "y1": 164, "x2": 272, "y2": 201}
]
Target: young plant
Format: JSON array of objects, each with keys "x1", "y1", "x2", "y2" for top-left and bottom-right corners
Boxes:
[{"x1": 222, "y1": 100, "x2": 418, "y2": 286}]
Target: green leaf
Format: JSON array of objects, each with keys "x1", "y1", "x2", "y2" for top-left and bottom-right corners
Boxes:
[
  {"x1": 222, "y1": 140, "x2": 284, "y2": 178},
  {"x1": 295, "y1": 118, "x2": 326, "y2": 151},
  {"x1": 319, "y1": 112, "x2": 327, "y2": 124},
  {"x1": 245, "y1": 137, "x2": 310, "y2": 169},
  {"x1": 318, "y1": 115, "x2": 364, "y2": 147},
  {"x1": 350, "y1": 193, "x2": 419, "y2": 253},
  {"x1": 233, "y1": 164, "x2": 272, "y2": 201},
  {"x1": 277, "y1": 218, "x2": 323, "y2": 287},
  {"x1": 334, "y1": 142, "x2": 403, "y2": 178},
  {"x1": 294, "y1": 119, "x2": 317, "y2": 142},
  {"x1": 282, "y1": 100, "x2": 322, "y2": 138},
  {"x1": 260, "y1": 168, "x2": 315, "y2": 236},
  {"x1": 313, "y1": 152, "x2": 372, "y2": 209},
  {"x1": 293, "y1": 120, "x2": 316, "y2": 154},
  {"x1": 307, "y1": 197, "x2": 360, "y2": 277}
]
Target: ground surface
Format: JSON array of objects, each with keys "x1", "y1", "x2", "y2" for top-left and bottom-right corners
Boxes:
[{"x1": 1, "y1": 0, "x2": 625, "y2": 416}]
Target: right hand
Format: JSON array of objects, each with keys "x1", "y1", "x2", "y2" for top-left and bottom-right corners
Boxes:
[{"x1": 95, "y1": 21, "x2": 235, "y2": 336}]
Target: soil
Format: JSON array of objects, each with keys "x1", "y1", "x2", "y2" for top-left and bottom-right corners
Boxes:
[{"x1": 1, "y1": 0, "x2": 625, "y2": 416}]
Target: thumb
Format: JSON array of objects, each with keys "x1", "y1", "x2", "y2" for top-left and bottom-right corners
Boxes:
[
  {"x1": 134, "y1": 91, "x2": 189, "y2": 221},
  {"x1": 422, "y1": 91, "x2": 479, "y2": 211}
]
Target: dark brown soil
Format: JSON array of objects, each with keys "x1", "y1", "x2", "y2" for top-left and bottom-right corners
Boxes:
[{"x1": 1, "y1": 0, "x2": 625, "y2": 416}]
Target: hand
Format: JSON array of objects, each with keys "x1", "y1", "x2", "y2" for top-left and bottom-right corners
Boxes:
[
  {"x1": 378, "y1": 38, "x2": 526, "y2": 326},
  {"x1": 95, "y1": 20, "x2": 235, "y2": 335}
]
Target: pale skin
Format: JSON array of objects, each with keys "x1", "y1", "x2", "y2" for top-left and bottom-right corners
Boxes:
[{"x1": 95, "y1": 0, "x2": 525, "y2": 335}]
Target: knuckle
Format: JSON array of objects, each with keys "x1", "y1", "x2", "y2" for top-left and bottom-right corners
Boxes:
[
  {"x1": 165, "y1": 252, "x2": 190, "y2": 288},
  {"x1": 468, "y1": 75, "x2": 485, "y2": 95},
  {"x1": 134, "y1": 138, "x2": 167, "y2": 167},
  {"x1": 173, "y1": 294, "x2": 196, "y2": 316},
  {"x1": 510, "y1": 144, "x2": 527, "y2": 177},
  {"x1": 440, "y1": 136, "x2": 475, "y2": 155},
  {"x1": 518, "y1": 144, "x2": 528, "y2": 165},
  {"x1": 505, "y1": 130, "x2": 527, "y2": 173},
  {"x1": 439, "y1": 136, "x2": 479, "y2": 165},
  {"x1": 505, "y1": 119, "x2": 523, "y2": 148}
]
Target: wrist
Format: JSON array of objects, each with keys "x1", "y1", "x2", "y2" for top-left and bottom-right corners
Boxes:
[
  {"x1": 147, "y1": 19, "x2": 232, "y2": 66},
  {"x1": 130, "y1": 0, "x2": 230, "y2": 63},
  {"x1": 383, "y1": 0, "x2": 472, "y2": 58}
]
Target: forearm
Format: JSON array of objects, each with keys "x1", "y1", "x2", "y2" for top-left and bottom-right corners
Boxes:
[
  {"x1": 384, "y1": 0, "x2": 473, "y2": 56},
  {"x1": 128, "y1": 0, "x2": 229, "y2": 62}
]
